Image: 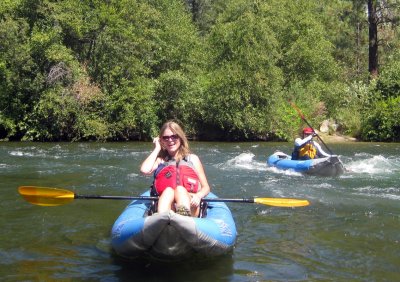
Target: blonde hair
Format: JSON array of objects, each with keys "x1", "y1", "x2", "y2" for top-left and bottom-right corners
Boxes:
[{"x1": 158, "y1": 121, "x2": 190, "y2": 161}]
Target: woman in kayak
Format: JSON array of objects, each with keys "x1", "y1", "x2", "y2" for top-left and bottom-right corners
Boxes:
[
  {"x1": 291, "y1": 127, "x2": 331, "y2": 160},
  {"x1": 140, "y1": 121, "x2": 211, "y2": 217}
]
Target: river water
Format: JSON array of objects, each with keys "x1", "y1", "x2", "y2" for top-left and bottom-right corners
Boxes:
[{"x1": 1, "y1": 142, "x2": 399, "y2": 281}]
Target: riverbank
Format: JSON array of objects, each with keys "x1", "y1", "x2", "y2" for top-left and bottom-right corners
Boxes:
[{"x1": 317, "y1": 133, "x2": 358, "y2": 143}]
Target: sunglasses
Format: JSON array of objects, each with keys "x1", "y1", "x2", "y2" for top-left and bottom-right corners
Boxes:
[{"x1": 162, "y1": 134, "x2": 179, "y2": 141}]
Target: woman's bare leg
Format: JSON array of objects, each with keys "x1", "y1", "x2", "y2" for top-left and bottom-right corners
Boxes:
[
  {"x1": 175, "y1": 186, "x2": 201, "y2": 216},
  {"x1": 174, "y1": 186, "x2": 191, "y2": 210},
  {"x1": 157, "y1": 187, "x2": 175, "y2": 213}
]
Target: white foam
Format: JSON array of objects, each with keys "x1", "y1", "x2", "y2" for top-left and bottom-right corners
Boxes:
[
  {"x1": 127, "y1": 173, "x2": 139, "y2": 179},
  {"x1": 355, "y1": 186, "x2": 400, "y2": 193},
  {"x1": 314, "y1": 182, "x2": 334, "y2": 189},
  {"x1": 222, "y1": 153, "x2": 268, "y2": 171},
  {"x1": 10, "y1": 151, "x2": 28, "y2": 157},
  {"x1": 352, "y1": 186, "x2": 400, "y2": 200},
  {"x1": 265, "y1": 166, "x2": 303, "y2": 176},
  {"x1": 9, "y1": 149, "x2": 64, "y2": 159},
  {"x1": 99, "y1": 147, "x2": 115, "y2": 152},
  {"x1": 353, "y1": 192, "x2": 400, "y2": 200},
  {"x1": 346, "y1": 155, "x2": 400, "y2": 174}
]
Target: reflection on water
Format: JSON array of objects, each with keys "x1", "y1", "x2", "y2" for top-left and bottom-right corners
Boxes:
[
  {"x1": 1, "y1": 142, "x2": 400, "y2": 281},
  {"x1": 112, "y1": 254, "x2": 234, "y2": 282}
]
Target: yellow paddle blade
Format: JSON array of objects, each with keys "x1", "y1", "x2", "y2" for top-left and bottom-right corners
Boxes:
[
  {"x1": 18, "y1": 186, "x2": 75, "y2": 206},
  {"x1": 254, "y1": 197, "x2": 310, "y2": 207}
]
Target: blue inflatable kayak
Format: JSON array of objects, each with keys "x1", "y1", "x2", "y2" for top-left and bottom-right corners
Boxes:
[
  {"x1": 267, "y1": 151, "x2": 345, "y2": 177},
  {"x1": 111, "y1": 191, "x2": 237, "y2": 261}
]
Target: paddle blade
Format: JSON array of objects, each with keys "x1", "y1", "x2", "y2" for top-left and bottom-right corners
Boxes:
[
  {"x1": 254, "y1": 197, "x2": 310, "y2": 207},
  {"x1": 18, "y1": 186, "x2": 75, "y2": 206}
]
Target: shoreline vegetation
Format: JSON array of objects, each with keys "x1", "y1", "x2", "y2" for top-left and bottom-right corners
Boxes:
[
  {"x1": 0, "y1": 133, "x2": 359, "y2": 143},
  {"x1": 1, "y1": 1, "x2": 399, "y2": 143}
]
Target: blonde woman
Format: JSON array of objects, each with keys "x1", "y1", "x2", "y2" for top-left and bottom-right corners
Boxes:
[{"x1": 140, "y1": 121, "x2": 210, "y2": 217}]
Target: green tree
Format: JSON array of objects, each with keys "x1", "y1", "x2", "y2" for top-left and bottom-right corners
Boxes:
[
  {"x1": 272, "y1": 0, "x2": 346, "y2": 136},
  {"x1": 361, "y1": 52, "x2": 400, "y2": 140},
  {"x1": 203, "y1": 0, "x2": 284, "y2": 140},
  {"x1": 0, "y1": 14, "x2": 43, "y2": 139}
]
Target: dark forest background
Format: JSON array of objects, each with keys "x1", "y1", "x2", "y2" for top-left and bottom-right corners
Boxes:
[{"x1": 1, "y1": 0, "x2": 400, "y2": 142}]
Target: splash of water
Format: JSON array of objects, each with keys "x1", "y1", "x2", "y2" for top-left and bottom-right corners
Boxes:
[
  {"x1": 222, "y1": 153, "x2": 267, "y2": 171},
  {"x1": 346, "y1": 155, "x2": 400, "y2": 174}
]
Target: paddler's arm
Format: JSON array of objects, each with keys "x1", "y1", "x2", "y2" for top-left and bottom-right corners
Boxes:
[
  {"x1": 294, "y1": 134, "x2": 313, "y2": 147},
  {"x1": 140, "y1": 137, "x2": 162, "y2": 175},
  {"x1": 190, "y1": 154, "x2": 211, "y2": 207},
  {"x1": 314, "y1": 141, "x2": 331, "y2": 157}
]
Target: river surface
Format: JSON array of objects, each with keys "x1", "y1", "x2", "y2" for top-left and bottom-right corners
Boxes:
[{"x1": 1, "y1": 142, "x2": 399, "y2": 281}]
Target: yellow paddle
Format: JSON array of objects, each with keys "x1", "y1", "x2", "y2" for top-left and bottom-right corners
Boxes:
[{"x1": 18, "y1": 186, "x2": 310, "y2": 207}]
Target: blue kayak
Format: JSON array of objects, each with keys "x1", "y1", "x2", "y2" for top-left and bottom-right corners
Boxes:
[
  {"x1": 111, "y1": 191, "x2": 237, "y2": 261},
  {"x1": 267, "y1": 151, "x2": 345, "y2": 177}
]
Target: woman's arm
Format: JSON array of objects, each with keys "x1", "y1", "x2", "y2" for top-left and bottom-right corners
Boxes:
[
  {"x1": 140, "y1": 137, "x2": 162, "y2": 175},
  {"x1": 190, "y1": 154, "x2": 211, "y2": 207}
]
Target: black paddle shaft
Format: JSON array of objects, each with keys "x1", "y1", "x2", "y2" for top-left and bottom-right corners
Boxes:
[{"x1": 74, "y1": 194, "x2": 255, "y2": 203}]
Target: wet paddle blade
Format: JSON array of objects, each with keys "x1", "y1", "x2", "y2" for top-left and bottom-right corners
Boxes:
[
  {"x1": 254, "y1": 197, "x2": 310, "y2": 207},
  {"x1": 18, "y1": 186, "x2": 75, "y2": 206}
]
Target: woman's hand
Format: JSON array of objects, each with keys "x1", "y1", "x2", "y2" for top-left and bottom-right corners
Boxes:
[
  {"x1": 190, "y1": 193, "x2": 201, "y2": 208},
  {"x1": 153, "y1": 137, "x2": 161, "y2": 151},
  {"x1": 140, "y1": 137, "x2": 161, "y2": 175}
]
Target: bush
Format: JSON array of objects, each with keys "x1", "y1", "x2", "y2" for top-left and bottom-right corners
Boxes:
[
  {"x1": 361, "y1": 96, "x2": 400, "y2": 141},
  {"x1": 335, "y1": 81, "x2": 371, "y2": 137},
  {"x1": 361, "y1": 57, "x2": 400, "y2": 141}
]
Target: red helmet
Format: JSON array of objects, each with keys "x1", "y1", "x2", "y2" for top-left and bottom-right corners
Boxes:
[{"x1": 303, "y1": 127, "x2": 313, "y2": 134}]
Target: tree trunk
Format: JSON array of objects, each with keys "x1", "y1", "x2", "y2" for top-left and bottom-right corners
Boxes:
[{"x1": 368, "y1": 0, "x2": 379, "y2": 78}]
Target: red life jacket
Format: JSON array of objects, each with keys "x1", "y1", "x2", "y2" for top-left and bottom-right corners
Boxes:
[{"x1": 153, "y1": 155, "x2": 199, "y2": 195}]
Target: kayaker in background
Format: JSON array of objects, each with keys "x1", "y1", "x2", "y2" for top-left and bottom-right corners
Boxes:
[
  {"x1": 291, "y1": 127, "x2": 331, "y2": 160},
  {"x1": 140, "y1": 121, "x2": 211, "y2": 217}
]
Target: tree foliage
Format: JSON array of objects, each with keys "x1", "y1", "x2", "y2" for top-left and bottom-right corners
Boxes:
[
  {"x1": 0, "y1": 0, "x2": 400, "y2": 141},
  {"x1": 202, "y1": 0, "x2": 283, "y2": 140},
  {"x1": 361, "y1": 51, "x2": 400, "y2": 141}
]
